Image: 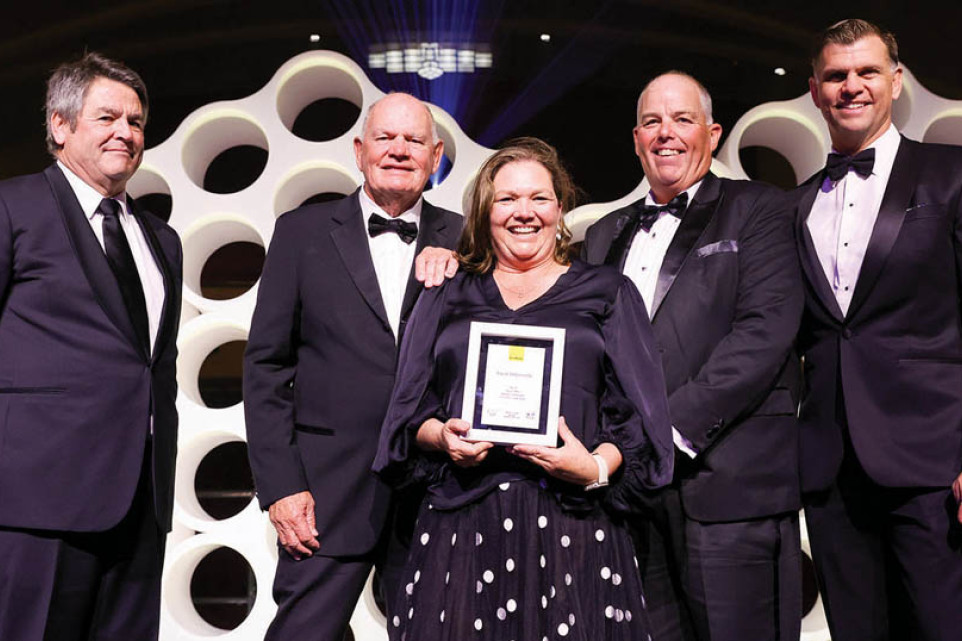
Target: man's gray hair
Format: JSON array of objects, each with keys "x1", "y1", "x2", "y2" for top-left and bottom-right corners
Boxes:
[
  {"x1": 45, "y1": 52, "x2": 148, "y2": 156},
  {"x1": 637, "y1": 71, "x2": 714, "y2": 124},
  {"x1": 360, "y1": 92, "x2": 439, "y2": 143}
]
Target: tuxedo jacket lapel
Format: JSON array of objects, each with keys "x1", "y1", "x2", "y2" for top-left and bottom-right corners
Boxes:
[
  {"x1": 651, "y1": 173, "x2": 721, "y2": 318},
  {"x1": 846, "y1": 138, "x2": 919, "y2": 319},
  {"x1": 330, "y1": 191, "x2": 391, "y2": 329},
  {"x1": 796, "y1": 177, "x2": 845, "y2": 323},
  {"x1": 44, "y1": 164, "x2": 144, "y2": 353},
  {"x1": 129, "y1": 197, "x2": 179, "y2": 362},
  {"x1": 399, "y1": 201, "x2": 457, "y2": 322}
]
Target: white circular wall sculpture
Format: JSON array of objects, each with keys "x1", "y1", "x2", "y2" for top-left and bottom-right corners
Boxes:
[{"x1": 128, "y1": 51, "x2": 958, "y2": 641}]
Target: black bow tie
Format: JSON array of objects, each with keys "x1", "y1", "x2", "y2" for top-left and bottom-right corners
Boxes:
[
  {"x1": 638, "y1": 192, "x2": 689, "y2": 232},
  {"x1": 368, "y1": 213, "x2": 418, "y2": 244},
  {"x1": 825, "y1": 148, "x2": 875, "y2": 182}
]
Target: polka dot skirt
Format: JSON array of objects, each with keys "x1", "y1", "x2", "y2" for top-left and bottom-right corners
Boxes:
[{"x1": 389, "y1": 479, "x2": 651, "y2": 640}]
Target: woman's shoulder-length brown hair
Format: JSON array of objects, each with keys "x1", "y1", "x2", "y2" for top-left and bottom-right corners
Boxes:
[{"x1": 457, "y1": 137, "x2": 577, "y2": 274}]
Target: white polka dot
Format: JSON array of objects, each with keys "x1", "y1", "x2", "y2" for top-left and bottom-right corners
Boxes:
[
  {"x1": 537, "y1": 515, "x2": 548, "y2": 529},
  {"x1": 503, "y1": 518, "x2": 514, "y2": 532},
  {"x1": 476, "y1": 580, "x2": 483, "y2": 594},
  {"x1": 497, "y1": 607, "x2": 507, "y2": 620},
  {"x1": 605, "y1": 605, "x2": 614, "y2": 619},
  {"x1": 564, "y1": 573, "x2": 572, "y2": 585},
  {"x1": 445, "y1": 572, "x2": 450, "y2": 585},
  {"x1": 612, "y1": 573, "x2": 622, "y2": 585},
  {"x1": 540, "y1": 555, "x2": 546, "y2": 568},
  {"x1": 440, "y1": 610, "x2": 445, "y2": 623},
  {"x1": 428, "y1": 503, "x2": 434, "y2": 509},
  {"x1": 558, "y1": 623, "x2": 570, "y2": 636},
  {"x1": 600, "y1": 566, "x2": 611, "y2": 580},
  {"x1": 615, "y1": 609, "x2": 624, "y2": 622},
  {"x1": 476, "y1": 532, "x2": 483, "y2": 546},
  {"x1": 393, "y1": 615, "x2": 401, "y2": 627},
  {"x1": 451, "y1": 533, "x2": 457, "y2": 546},
  {"x1": 483, "y1": 570, "x2": 494, "y2": 584},
  {"x1": 474, "y1": 618, "x2": 483, "y2": 631},
  {"x1": 569, "y1": 613, "x2": 576, "y2": 626},
  {"x1": 408, "y1": 607, "x2": 414, "y2": 619},
  {"x1": 595, "y1": 529, "x2": 606, "y2": 542},
  {"x1": 560, "y1": 535, "x2": 571, "y2": 548},
  {"x1": 414, "y1": 570, "x2": 421, "y2": 583},
  {"x1": 625, "y1": 610, "x2": 633, "y2": 622},
  {"x1": 405, "y1": 582, "x2": 414, "y2": 595},
  {"x1": 420, "y1": 532, "x2": 430, "y2": 545},
  {"x1": 507, "y1": 598, "x2": 518, "y2": 612},
  {"x1": 499, "y1": 481, "x2": 511, "y2": 491},
  {"x1": 550, "y1": 585, "x2": 556, "y2": 598},
  {"x1": 505, "y1": 558, "x2": 515, "y2": 572},
  {"x1": 541, "y1": 595, "x2": 548, "y2": 609}
]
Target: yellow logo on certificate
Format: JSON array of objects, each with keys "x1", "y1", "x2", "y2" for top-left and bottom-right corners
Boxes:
[{"x1": 508, "y1": 346, "x2": 525, "y2": 361}]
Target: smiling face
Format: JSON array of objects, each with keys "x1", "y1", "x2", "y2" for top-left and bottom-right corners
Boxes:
[
  {"x1": 489, "y1": 160, "x2": 563, "y2": 271},
  {"x1": 633, "y1": 74, "x2": 722, "y2": 203},
  {"x1": 354, "y1": 93, "x2": 443, "y2": 216},
  {"x1": 51, "y1": 76, "x2": 145, "y2": 197},
  {"x1": 810, "y1": 35, "x2": 902, "y2": 155}
]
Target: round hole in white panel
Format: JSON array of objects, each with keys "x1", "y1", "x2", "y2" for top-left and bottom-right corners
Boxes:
[
  {"x1": 922, "y1": 111, "x2": 962, "y2": 146},
  {"x1": 737, "y1": 114, "x2": 825, "y2": 186},
  {"x1": 892, "y1": 81, "x2": 914, "y2": 132},
  {"x1": 128, "y1": 166, "x2": 174, "y2": 222},
  {"x1": 276, "y1": 61, "x2": 364, "y2": 137},
  {"x1": 177, "y1": 319, "x2": 248, "y2": 408},
  {"x1": 181, "y1": 214, "x2": 265, "y2": 302},
  {"x1": 273, "y1": 162, "x2": 359, "y2": 216},
  {"x1": 176, "y1": 430, "x2": 249, "y2": 527},
  {"x1": 182, "y1": 111, "x2": 269, "y2": 192}
]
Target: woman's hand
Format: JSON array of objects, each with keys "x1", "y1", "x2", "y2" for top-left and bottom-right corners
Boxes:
[
  {"x1": 416, "y1": 418, "x2": 494, "y2": 467},
  {"x1": 509, "y1": 417, "x2": 622, "y2": 485}
]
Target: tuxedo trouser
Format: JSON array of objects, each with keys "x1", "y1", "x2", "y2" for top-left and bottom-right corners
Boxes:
[
  {"x1": 804, "y1": 453, "x2": 962, "y2": 641},
  {"x1": 635, "y1": 487, "x2": 801, "y2": 641},
  {"x1": 266, "y1": 495, "x2": 412, "y2": 641},
  {"x1": 0, "y1": 445, "x2": 165, "y2": 641}
]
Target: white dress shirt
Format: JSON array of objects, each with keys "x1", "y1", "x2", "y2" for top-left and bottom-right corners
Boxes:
[
  {"x1": 807, "y1": 124, "x2": 901, "y2": 316},
  {"x1": 58, "y1": 162, "x2": 165, "y2": 353},
  {"x1": 621, "y1": 180, "x2": 703, "y2": 458},
  {"x1": 359, "y1": 188, "x2": 421, "y2": 341}
]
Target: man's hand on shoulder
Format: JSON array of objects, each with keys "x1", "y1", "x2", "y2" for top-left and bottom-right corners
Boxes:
[
  {"x1": 415, "y1": 246, "x2": 458, "y2": 288},
  {"x1": 269, "y1": 490, "x2": 320, "y2": 559}
]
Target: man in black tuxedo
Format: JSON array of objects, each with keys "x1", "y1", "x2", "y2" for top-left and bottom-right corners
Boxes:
[
  {"x1": 0, "y1": 53, "x2": 182, "y2": 641},
  {"x1": 582, "y1": 72, "x2": 803, "y2": 641},
  {"x1": 244, "y1": 92, "x2": 463, "y2": 640},
  {"x1": 796, "y1": 19, "x2": 962, "y2": 641}
]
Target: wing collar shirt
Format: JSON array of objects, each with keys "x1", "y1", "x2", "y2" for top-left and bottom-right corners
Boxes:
[
  {"x1": 621, "y1": 178, "x2": 703, "y2": 459},
  {"x1": 807, "y1": 123, "x2": 900, "y2": 316},
  {"x1": 57, "y1": 161, "x2": 165, "y2": 353},
  {"x1": 359, "y1": 187, "x2": 422, "y2": 341}
]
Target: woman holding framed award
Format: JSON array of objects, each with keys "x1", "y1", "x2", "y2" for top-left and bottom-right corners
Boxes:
[{"x1": 374, "y1": 137, "x2": 673, "y2": 640}]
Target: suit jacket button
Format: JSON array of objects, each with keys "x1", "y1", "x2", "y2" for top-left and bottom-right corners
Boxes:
[{"x1": 842, "y1": 328, "x2": 853, "y2": 339}]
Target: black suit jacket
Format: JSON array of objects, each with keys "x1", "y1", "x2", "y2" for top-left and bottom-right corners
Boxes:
[
  {"x1": 795, "y1": 137, "x2": 962, "y2": 492},
  {"x1": 584, "y1": 173, "x2": 803, "y2": 522},
  {"x1": 0, "y1": 164, "x2": 182, "y2": 532},
  {"x1": 244, "y1": 190, "x2": 462, "y2": 557}
]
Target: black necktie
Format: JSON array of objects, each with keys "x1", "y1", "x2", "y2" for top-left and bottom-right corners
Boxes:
[
  {"x1": 825, "y1": 148, "x2": 875, "y2": 182},
  {"x1": 368, "y1": 213, "x2": 418, "y2": 244},
  {"x1": 638, "y1": 192, "x2": 689, "y2": 232},
  {"x1": 98, "y1": 198, "x2": 150, "y2": 354}
]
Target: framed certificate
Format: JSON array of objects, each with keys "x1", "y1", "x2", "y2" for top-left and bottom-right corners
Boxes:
[{"x1": 461, "y1": 321, "x2": 565, "y2": 446}]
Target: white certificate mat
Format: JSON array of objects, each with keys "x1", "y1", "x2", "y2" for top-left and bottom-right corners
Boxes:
[{"x1": 462, "y1": 321, "x2": 565, "y2": 446}]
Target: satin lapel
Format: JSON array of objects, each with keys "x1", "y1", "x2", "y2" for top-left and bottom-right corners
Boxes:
[
  {"x1": 399, "y1": 202, "x2": 456, "y2": 322},
  {"x1": 330, "y1": 192, "x2": 390, "y2": 328},
  {"x1": 796, "y1": 178, "x2": 844, "y2": 322},
  {"x1": 129, "y1": 198, "x2": 179, "y2": 363},
  {"x1": 43, "y1": 165, "x2": 142, "y2": 351},
  {"x1": 846, "y1": 139, "x2": 919, "y2": 319},
  {"x1": 650, "y1": 173, "x2": 721, "y2": 318},
  {"x1": 602, "y1": 200, "x2": 645, "y2": 271}
]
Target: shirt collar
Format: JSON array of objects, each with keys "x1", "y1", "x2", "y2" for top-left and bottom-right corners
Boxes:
[
  {"x1": 56, "y1": 161, "x2": 129, "y2": 220},
  {"x1": 359, "y1": 186, "x2": 423, "y2": 225},
  {"x1": 645, "y1": 178, "x2": 703, "y2": 208}
]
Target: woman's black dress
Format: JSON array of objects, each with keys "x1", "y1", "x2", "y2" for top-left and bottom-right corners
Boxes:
[{"x1": 374, "y1": 260, "x2": 673, "y2": 641}]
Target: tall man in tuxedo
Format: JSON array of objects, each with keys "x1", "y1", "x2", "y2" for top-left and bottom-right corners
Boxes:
[
  {"x1": 582, "y1": 72, "x2": 803, "y2": 641},
  {"x1": 796, "y1": 19, "x2": 962, "y2": 641},
  {"x1": 0, "y1": 53, "x2": 182, "y2": 641},
  {"x1": 244, "y1": 92, "x2": 462, "y2": 640}
]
